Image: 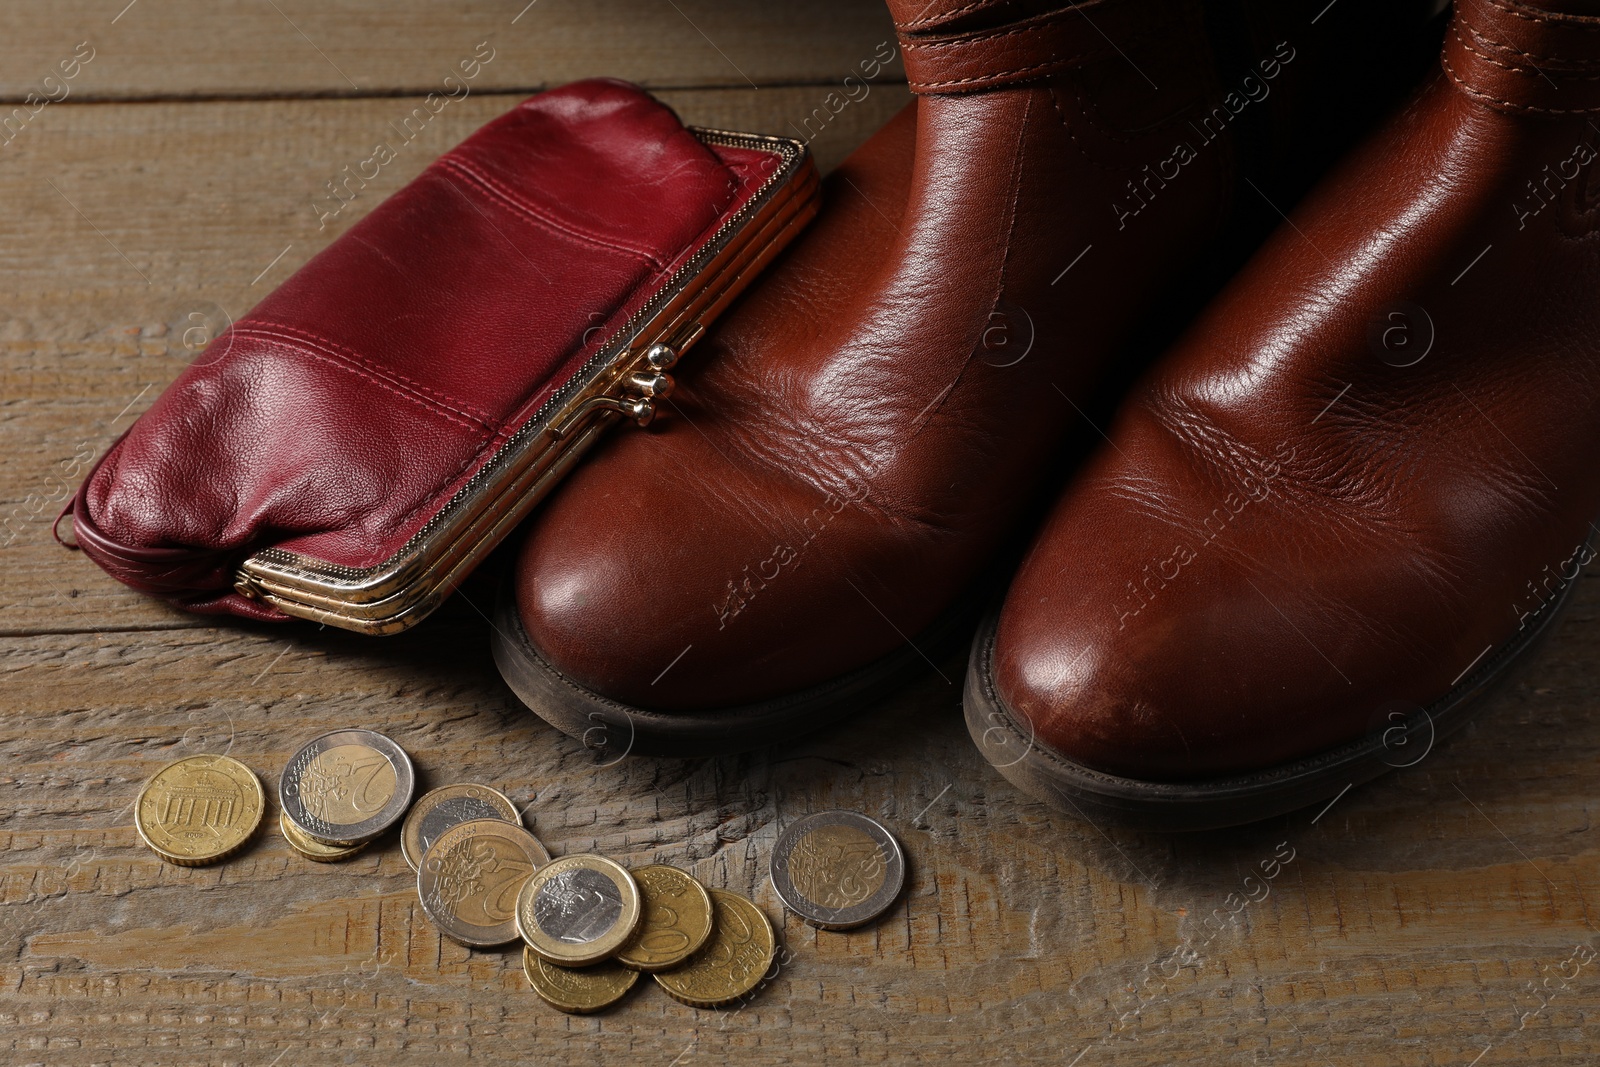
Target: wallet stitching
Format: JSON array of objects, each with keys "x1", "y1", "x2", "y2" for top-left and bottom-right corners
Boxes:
[
  {"x1": 231, "y1": 323, "x2": 497, "y2": 432},
  {"x1": 375, "y1": 428, "x2": 509, "y2": 563},
  {"x1": 435, "y1": 156, "x2": 670, "y2": 269}
]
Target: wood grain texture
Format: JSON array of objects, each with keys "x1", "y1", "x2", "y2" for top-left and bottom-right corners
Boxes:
[
  {"x1": 0, "y1": 0, "x2": 903, "y2": 100},
  {"x1": 2, "y1": 3, "x2": 1597, "y2": 1064},
  {"x1": 2, "y1": 581, "x2": 1598, "y2": 1064}
]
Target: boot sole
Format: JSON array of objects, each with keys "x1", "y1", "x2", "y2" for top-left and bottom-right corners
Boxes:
[
  {"x1": 963, "y1": 569, "x2": 1581, "y2": 831},
  {"x1": 492, "y1": 582, "x2": 975, "y2": 759}
]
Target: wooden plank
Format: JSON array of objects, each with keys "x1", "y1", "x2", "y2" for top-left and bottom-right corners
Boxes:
[
  {"x1": 0, "y1": 0, "x2": 903, "y2": 101},
  {"x1": 0, "y1": 85, "x2": 911, "y2": 635},
  {"x1": 0, "y1": 581, "x2": 1596, "y2": 1063}
]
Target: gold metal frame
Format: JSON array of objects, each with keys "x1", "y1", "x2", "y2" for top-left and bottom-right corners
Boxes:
[{"x1": 232, "y1": 129, "x2": 819, "y2": 634}]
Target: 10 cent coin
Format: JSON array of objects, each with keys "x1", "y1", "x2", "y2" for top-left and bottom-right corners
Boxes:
[
  {"x1": 653, "y1": 888, "x2": 776, "y2": 1008},
  {"x1": 769, "y1": 810, "x2": 905, "y2": 929},
  {"x1": 418, "y1": 818, "x2": 552, "y2": 947},
  {"x1": 135, "y1": 754, "x2": 265, "y2": 866},
  {"x1": 614, "y1": 865, "x2": 715, "y2": 972},
  {"x1": 516, "y1": 854, "x2": 642, "y2": 966},
  {"x1": 522, "y1": 945, "x2": 639, "y2": 1014},
  {"x1": 279, "y1": 810, "x2": 368, "y2": 863}
]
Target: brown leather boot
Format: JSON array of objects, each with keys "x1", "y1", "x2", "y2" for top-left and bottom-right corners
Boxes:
[
  {"x1": 493, "y1": 0, "x2": 1428, "y2": 757},
  {"x1": 969, "y1": 0, "x2": 1600, "y2": 829}
]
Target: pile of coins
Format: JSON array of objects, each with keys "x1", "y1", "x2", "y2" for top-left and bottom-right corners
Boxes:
[
  {"x1": 416, "y1": 821, "x2": 776, "y2": 1011},
  {"x1": 279, "y1": 729, "x2": 417, "y2": 860},
  {"x1": 134, "y1": 730, "x2": 907, "y2": 1015}
]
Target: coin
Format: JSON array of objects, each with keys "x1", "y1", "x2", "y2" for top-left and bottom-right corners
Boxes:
[
  {"x1": 417, "y1": 818, "x2": 551, "y2": 947},
  {"x1": 279, "y1": 729, "x2": 415, "y2": 845},
  {"x1": 653, "y1": 888, "x2": 777, "y2": 1008},
  {"x1": 769, "y1": 810, "x2": 905, "y2": 930},
  {"x1": 614, "y1": 865, "x2": 715, "y2": 972},
  {"x1": 401, "y1": 784, "x2": 520, "y2": 871},
  {"x1": 522, "y1": 945, "x2": 639, "y2": 1014},
  {"x1": 134, "y1": 754, "x2": 264, "y2": 866},
  {"x1": 279, "y1": 810, "x2": 368, "y2": 863},
  {"x1": 515, "y1": 854, "x2": 642, "y2": 966}
]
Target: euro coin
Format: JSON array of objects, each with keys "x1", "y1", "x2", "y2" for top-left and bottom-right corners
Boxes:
[
  {"x1": 522, "y1": 945, "x2": 638, "y2": 1014},
  {"x1": 401, "y1": 783, "x2": 520, "y2": 871},
  {"x1": 279, "y1": 729, "x2": 415, "y2": 846},
  {"x1": 769, "y1": 810, "x2": 905, "y2": 930},
  {"x1": 417, "y1": 818, "x2": 551, "y2": 947},
  {"x1": 279, "y1": 810, "x2": 368, "y2": 863},
  {"x1": 653, "y1": 888, "x2": 776, "y2": 1008},
  {"x1": 134, "y1": 754, "x2": 264, "y2": 866},
  {"x1": 614, "y1": 865, "x2": 714, "y2": 972},
  {"x1": 515, "y1": 854, "x2": 642, "y2": 966}
]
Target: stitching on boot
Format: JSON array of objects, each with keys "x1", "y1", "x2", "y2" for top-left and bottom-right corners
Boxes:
[
  {"x1": 1048, "y1": 83, "x2": 1124, "y2": 172},
  {"x1": 1460, "y1": 13, "x2": 1600, "y2": 64},
  {"x1": 897, "y1": 0, "x2": 1003, "y2": 33},
  {"x1": 1484, "y1": 0, "x2": 1600, "y2": 28},
  {"x1": 1442, "y1": 47, "x2": 1600, "y2": 111},
  {"x1": 911, "y1": 55, "x2": 1086, "y2": 91},
  {"x1": 1454, "y1": 20, "x2": 1600, "y2": 76}
]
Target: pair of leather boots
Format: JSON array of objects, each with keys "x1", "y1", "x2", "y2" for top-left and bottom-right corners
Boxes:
[{"x1": 493, "y1": 0, "x2": 1600, "y2": 830}]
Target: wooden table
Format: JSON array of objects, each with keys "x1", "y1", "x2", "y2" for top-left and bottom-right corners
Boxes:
[{"x1": 2, "y1": 3, "x2": 1596, "y2": 1063}]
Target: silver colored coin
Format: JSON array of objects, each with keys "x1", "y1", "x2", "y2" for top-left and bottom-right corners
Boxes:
[
  {"x1": 279, "y1": 729, "x2": 415, "y2": 845},
  {"x1": 769, "y1": 810, "x2": 906, "y2": 930},
  {"x1": 516, "y1": 855, "x2": 642, "y2": 966},
  {"x1": 536, "y1": 867, "x2": 625, "y2": 944}
]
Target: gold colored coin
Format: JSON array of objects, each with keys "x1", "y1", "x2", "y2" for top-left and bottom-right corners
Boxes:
[
  {"x1": 522, "y1": 945, "x2": 639, "y2": 1014},
  {"x1": 279, "y1": 810, "x2": 368, "y2": 863},
  {"x1": 417, "y1": 818, "x2": 551, "y2": 947},
  {"x1": 401, "y1": 783, "x2": 520, "y2": 871},
  {"x1": 614, "y1": 865, "x2": 714, "y2": 972},
  {"x1": 515, "y1": 854, "x2": 642, "y2": 966},
  {"x1": 134, "y1": 754, "x2": 264, "y2": 866},
  {"x1": 653, "y1": 889, "x2": 776, "y2": 1008}
]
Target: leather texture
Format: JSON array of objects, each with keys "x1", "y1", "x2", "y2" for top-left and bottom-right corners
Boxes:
[
  {"x1": 513, "y1": 0, "x2": 1320, "y2": 711},
  {"x1": 67, "y1": 79, "x2": 777, "y2": 620},
  {"x1": 990, "y1": 0, "x2": 1600, "y2": 779}
]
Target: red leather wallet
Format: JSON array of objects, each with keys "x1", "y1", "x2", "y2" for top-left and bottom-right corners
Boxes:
[{"x1": 64, "y1": 79, "x2": 818, "y2": 633}]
